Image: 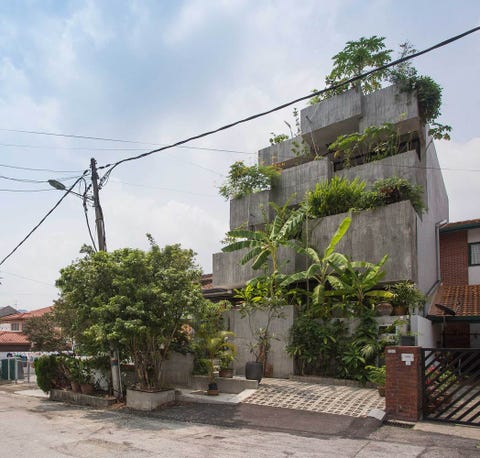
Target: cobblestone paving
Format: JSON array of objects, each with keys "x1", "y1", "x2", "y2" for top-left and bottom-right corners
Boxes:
[{"x1": 242, "y1": 378, "x2": 385, "y2": 417}]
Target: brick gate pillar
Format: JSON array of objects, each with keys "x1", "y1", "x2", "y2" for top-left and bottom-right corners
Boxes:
[{"x1": 385, "y1": 346, "x2": 423, "y2": 422}]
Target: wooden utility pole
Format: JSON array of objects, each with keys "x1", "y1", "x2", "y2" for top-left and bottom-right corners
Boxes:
[{"x1": 90, "y1": 158, "x2": 123, "y2": 400}]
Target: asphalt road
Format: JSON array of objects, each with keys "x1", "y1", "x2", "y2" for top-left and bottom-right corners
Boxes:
[{"x1": 0, "y1": 389, "x2": 479, "y2": 457}]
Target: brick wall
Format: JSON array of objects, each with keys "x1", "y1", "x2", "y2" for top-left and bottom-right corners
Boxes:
[
  {"x1": 385, "y1": 346, "x2": 422, "y2": 422},
  {"x1": 440, "y1": 230, "x2": 468, "y2": 285}
]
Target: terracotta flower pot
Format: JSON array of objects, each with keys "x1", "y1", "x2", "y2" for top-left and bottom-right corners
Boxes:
[{"x1": 376, "y1": 302, "x2": 393, "y2": 316}]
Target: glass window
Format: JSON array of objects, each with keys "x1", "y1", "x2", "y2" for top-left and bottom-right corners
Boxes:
[
  {"x1": 11, "y1": 323, "x2": 20, "y2": 331},
  {"x1": 469, "y1": 242, "x2": 480, "y2": 266}
]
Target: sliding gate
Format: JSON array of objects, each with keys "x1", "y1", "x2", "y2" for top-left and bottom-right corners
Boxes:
[{"x1": 422, "y1": 348, "x2": 480, "y2": 426}]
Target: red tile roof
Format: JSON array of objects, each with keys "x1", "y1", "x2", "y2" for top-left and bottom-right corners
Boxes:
[
  {"x1": 0, "y1": 331, "x2": 29, "y2": 345},
  {"x1": 440, "y1": 219, "x2": 480, "y2": 232},
  {"x1": 429, "y1": 284, "x2": 480, "y2": 317},
  {"x1": 0, "y1": 306, "x2": 53, "y2": 322}
]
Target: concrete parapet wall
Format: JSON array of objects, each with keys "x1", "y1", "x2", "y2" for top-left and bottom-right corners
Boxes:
[
  {"x1": 225, "y1": 305, "x2": 294, "y2": 379},
  {"x1": 162, "y1": 352, "x2": 194, "y2": 388},
  {"x1": 213, "y1": 245, "x2": 299, "y2": 289},
  {"x1": 306, "y1": 201, "x2": 418, "y2": 284},
  {"x1": 258, "y1": 136, "x2": 306, "y2": 166},
  {"x1": 230, "y1": 190, "x2": 271, "y2": 230}
]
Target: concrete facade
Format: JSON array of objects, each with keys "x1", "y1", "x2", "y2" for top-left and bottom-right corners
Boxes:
[
  {"x1": 225, "y1": 306, "x2": 295, "y2": 379},
  {"x1": 213, "y1": 84, "x2": 449, "y2": 298}
]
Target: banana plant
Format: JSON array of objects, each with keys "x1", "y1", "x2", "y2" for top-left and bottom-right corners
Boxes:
[
  {"x1": 222, "y1": 203, "x2": 305, "y2": 273},
  {"x1": 281, "y1": 215, "x2": 352, "y2": 314},
  {"x1": 327, "y1": 254, "x2": 393, "y2": 312}
]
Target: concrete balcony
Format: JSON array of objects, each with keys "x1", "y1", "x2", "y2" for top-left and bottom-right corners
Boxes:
[
  {"x1": 336, "y1": 149, "x2": 425, "y2": 195},
  {"x1": 212, "y1": 245, "x2": 304, "y2": 289},
  {"x1": 271, "y1": 157, "x2": 331, "y2": 207},
  {"x1": 258, "y1": 136, "x2": 305, "y2": 166},
  {"x1": 300, "y1": 85, "x2": 421, "y2": 155},
  {"x1": 305, "y1": 200, "x2": 418, "y2": 284},
  {"x1": 230, "y1": 190, "x2": 271, "y2": 230}
]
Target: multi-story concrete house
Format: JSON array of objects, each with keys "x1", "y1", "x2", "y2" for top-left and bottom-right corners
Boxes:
[{"x1": 212, "y1": 84, "x2": 448, "y2": 360}]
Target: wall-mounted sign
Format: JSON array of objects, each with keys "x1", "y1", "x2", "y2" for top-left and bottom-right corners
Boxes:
[{"x1": 401, "y1": 353, "x2": 415, "y2": 366}]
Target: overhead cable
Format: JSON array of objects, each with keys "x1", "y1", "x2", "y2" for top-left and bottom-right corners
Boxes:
[
  {"x1": 0, "y1": 171, "x2": 89, "y2": 267},
  {"x1": 97, "y1": 26, "x2": 480, "y2": 177}
]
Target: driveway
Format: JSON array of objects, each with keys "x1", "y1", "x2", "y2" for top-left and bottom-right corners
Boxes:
[{"x1": 242, "y1": 378, "x2": 385, "y2": 417}]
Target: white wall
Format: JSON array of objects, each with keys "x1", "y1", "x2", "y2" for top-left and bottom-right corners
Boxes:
[
  {"x1": 470, "y1": 323, "x2": 480, "y2": 348},
  {"x1": 468, "y1": 228, "x2": 480, "y2": 284},
  {"x1": 411, "y1": 315, "x2": 435, "y2": 347}
]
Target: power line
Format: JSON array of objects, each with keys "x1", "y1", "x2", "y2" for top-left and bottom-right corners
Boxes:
[
  {"x1": 0, "y1": 172, "x2": 89, "y2": 267},
  {"x1": 0, "y1": 188, "x2": 53, "y2": 193},
  {"x1": 0, "y1": 133, "x2": 252, "y2": 155},
  {"x1": 97, "y1": 26, "x2": 480, "y2": 177},
  {"x1": 0, "y1": 270, "x2": 55, "y2": 287},
  {"x1": 0, "y1": 162, "x2": 84, "y2": 173}
]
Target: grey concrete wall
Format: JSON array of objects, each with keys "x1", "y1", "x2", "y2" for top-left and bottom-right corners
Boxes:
[
  {"x1": 213, "y1": 245, "x2": 300, "y2": 289},
  {"x1": 359, "y1": 85, "x2": 420, "y2": 134},
  {"x1": 415, "y1": 133, "x2": 449, "y2": 296},
  {"x1": 230, "y1": 190, "x2": 271, "y2": 230},
  {"x1": 162, "y1": 352, "x2": 194, "y2": 388},
  {"x1": 258, "y1": 136, "x2": 307, "y2": 166},
  {"x1": 337, "y1": 149, "x2": 424, "y2": 191},
  {"x1": 225, "y1": 305, "x2": 294, "y2": 379},
  {"x1": 411, "y1": 315, "x2": 435, "y2": 348},
  {"x1": 306, "y1": 201, "x2": 418, "y2": 284},
  {"x1": 272, "y1": 158, "x2": 331, "y2": 207},
  {"x1": 301, "y1": 88, "x2": 362, "y2": 152}
]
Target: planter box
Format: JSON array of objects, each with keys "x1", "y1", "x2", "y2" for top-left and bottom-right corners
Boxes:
[
  {"x1": 126, "y1": 388, "x2": 175, "y2": 411},
  {"x1": 50, "y1": 389, "x2": 116, "y2": 408}
]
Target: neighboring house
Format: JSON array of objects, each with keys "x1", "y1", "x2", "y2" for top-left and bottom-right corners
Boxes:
[
  {"x1": 427, "y1": 220, "x2": 480, "y2": 348},
  {"x1": 213, "y1": 84, "x2": 448, "y2": 306},
  {"x1": 0, "y1": 306, "x2": 18, "y2": 319},
  {"x1": 0, "y1": 331, "x2": 30, "y2": 354},
  {"x1": 0, "y1": 305, "x2": 54, "y2": 332}
]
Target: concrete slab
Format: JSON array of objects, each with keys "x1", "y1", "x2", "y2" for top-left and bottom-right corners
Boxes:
[
  {"x1": 175, "y1": 388, "x2": 256, "y2": 405},
  {"x1": 14, "y1": 389, "x2": 48, "y2": 398},
  {"x1": 413, "y1": 420, "x2": 480, "y2": 441}
]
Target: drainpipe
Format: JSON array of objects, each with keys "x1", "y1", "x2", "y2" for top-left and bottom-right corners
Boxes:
[{"x1": 424, "y1": 219, "x2": 449, "y2": 316}]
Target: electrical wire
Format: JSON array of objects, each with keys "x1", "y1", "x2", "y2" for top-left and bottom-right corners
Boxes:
[
  {"x1": 0, "y1": 162, "x2": 84, "y2": 173},
  {"x1": 96, "y1": 26, "x2": 480, "y2": 177},
  {"x1": 0, "y1": 135, "x2": 252, "y2": 155},
  {"x1": 0, "y1": 171, "x2": 89, "y2": 267},
  {"x1": 0, "y1": 270, "x2": 55, "y2": 286},
  {"x1": 0, "y1": 188, "x2": 54, "y2": 193},
  {"x1": 80, "y1": 178, "x2": 98, "y2": 252}
]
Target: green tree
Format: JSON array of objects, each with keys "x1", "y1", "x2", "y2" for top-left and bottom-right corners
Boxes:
[
  {"x1": 22, "y1": 313, "x2": 69, "y2": 352},
  {"x1": 55, "y1": 240, "x2": 204, "y2": 391}
]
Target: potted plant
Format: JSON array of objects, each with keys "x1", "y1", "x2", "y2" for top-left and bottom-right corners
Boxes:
[
  {"x1": 218, "y1": 347, "x2": 236, "y2": 378},
  {"x1": 388, "y1": 281, "x2": 426, "y2": 316},
  {"x1": 205, "y1": 330, "x2": 235, "y2": 394},
  {"x1": 365, "y1": 365, "x2": 386, "y2": 396}
]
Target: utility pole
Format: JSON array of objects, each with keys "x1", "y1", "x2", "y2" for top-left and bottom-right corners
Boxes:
[{"x1": 90, "y1": 158, "x2": 123, "y2": 400}]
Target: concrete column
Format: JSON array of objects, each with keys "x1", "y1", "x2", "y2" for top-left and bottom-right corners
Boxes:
[{"x1": 385, "y1": 346, "x2": 423, "y2": 422}]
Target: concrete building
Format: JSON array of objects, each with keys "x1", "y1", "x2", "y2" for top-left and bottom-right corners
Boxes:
[
  {"x1": 211, "y1": 84, "x2": 449, "y2": 372},
  {"x1": 213, "y1": 85, "x2": 448, "y2": 298}
]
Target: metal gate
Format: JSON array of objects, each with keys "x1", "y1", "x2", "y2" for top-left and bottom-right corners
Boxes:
[{"x1": 422, "y1": 348, "x2": 480, "y2": 426}]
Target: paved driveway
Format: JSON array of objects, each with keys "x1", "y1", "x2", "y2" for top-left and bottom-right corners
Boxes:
[{"x1": 242, "y1": 378, "x2": 385, "y2": 417}]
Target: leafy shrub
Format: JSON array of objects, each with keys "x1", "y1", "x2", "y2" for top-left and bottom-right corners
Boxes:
[
  {"x1": 388, "y1": 281, "x2": 426, "y2": 314},
  {"x1": 287, "y1": 317, "x2": 347, "y2": 376},
  {"x1": 368, "y1": 176, "x2": 424, "y2": 214},
  {"x1": 365, "y1": 365, "x2": 386, "y2": 386},
  {"x1": 219, "y1": 161, "x2": 280, "y2": 200},
  {"x1": 306, "y1": 176, "x2": 366, "y2": 218},
  {"x1": 269, "y1": 133, "x2": 289, "y2": 145},
  {"x1": 34, "y1": 355, "x2": 68, "y2": 393}
]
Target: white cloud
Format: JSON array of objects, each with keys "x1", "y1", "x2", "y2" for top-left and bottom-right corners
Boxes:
[{"x1": 436, "y1": 137, "x2": 480, "y2": 222}]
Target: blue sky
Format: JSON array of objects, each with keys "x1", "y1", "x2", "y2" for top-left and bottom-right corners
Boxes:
[{"x1": 0, "y1": 0, "x2": 479, "y2": 309}]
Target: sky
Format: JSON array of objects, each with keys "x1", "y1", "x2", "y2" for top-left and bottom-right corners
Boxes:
[{"x1": 0, "y1": 0, "x2": 479, "y2": 310}]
